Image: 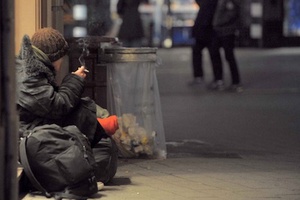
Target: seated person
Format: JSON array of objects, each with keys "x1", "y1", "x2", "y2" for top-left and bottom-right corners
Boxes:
[{"x1": 16, "y1": 27, "x2": 118, "y2": 146}]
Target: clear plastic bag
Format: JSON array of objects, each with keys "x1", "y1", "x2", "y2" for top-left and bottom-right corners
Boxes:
[{"x1": 106, "y1": 48, "x2": 166, "y2": 159}]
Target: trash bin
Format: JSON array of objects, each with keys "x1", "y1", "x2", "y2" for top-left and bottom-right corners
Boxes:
[{"x1": 99, "y1": 47, "x2": 167, "y2": 159}]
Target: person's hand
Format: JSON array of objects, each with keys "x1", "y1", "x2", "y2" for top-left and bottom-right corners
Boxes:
[{"x1": 72, "y1": 66, "x2": 87, "y2": 78}]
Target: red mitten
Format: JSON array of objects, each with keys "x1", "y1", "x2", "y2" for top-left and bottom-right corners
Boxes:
[{"x1": 97, "y1": 115, "x2": 119, "y2": 136}]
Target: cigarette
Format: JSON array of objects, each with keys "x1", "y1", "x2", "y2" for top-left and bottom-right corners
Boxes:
[{"x1": 84, "y1": 69, "x2": 89, "y2": 73}]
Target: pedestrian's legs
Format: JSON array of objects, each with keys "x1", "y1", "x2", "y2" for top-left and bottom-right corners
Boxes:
[
  {"x1": 208, "y1": 35, "x2": 223, "y2": 81},
  {"x1": 206, "y1": 34, "x2": 225, "y2": 90},
  {"x1": 222, "y1": 35, "x2": 240, "y2": 85},
  {"x1": 192, "y1": 39, "x2": 206, "y2": 79}
]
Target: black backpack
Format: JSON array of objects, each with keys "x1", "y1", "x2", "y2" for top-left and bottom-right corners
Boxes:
[{"x1": 19, "y1": 124, "x2": 98, "y2": 200}]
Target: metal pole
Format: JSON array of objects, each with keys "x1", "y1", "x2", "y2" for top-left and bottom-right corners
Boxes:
[
  {"x1": 153, "y1": 0, "x2": 163, "y2": 46},
  {"x1": 0, "y1": 0, "x2": 18, "y2": 199}
]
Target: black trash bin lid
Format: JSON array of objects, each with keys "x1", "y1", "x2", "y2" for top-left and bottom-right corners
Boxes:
[
  {"x1": 100, "y1": 47, "x2": 158, "y2": 63},
  {"x1": 104, "y1": 47, "x2": 157, "y2": 54}
]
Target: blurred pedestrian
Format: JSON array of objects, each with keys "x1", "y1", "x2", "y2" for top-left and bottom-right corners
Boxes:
[
  {"x1": 87, "y1": 0, "x2": 113, "y2": 36},
  {"x1": 117, "y1": 0, "x2": 148, "y2": 47},
  {"x1": 189, "y1": 0, "x2": 218, "y2": 85},
  {"x1": 208, "y1": 0, "x2": 242, "y2": 92}
]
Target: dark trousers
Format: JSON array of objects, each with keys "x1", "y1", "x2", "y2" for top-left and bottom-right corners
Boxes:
[
  {"x1": 192, "y1": 39, "x2": 211, "y2": 78},
  {"x1": 209, "y1": 34, "x2": 241, "y2": 85}
]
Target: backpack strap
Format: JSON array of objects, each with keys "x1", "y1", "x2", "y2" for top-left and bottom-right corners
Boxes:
[
  {"x1": 19, "y1": 136, "x2": 52, "y2": 198},
  {"x1": 19, "y1": 136, "x2": 89, "y2": 200}
]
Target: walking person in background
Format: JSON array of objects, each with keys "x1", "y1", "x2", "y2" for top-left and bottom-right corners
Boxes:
[
  {"x1": 189, "y1": 0, "x2": 218, "y2": 85},
  {"x1": 117, "y1": 0, "x2": 148, "y2": 47},
  {"x1": 208, "y1": 0, "x2": 242, "y2": 92}
]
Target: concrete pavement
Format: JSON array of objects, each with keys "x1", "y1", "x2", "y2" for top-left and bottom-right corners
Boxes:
[{"x1": 22, "y1": 47, "x2": 300, "y2": 200}]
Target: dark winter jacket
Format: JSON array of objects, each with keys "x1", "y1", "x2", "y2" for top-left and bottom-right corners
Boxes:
[
  {"x1": 192, "y1": 0, "x2": 218, "y2": 41},
  {"x1": 213, "y1": 0, "x2": 240, "y2": 36},
  {"x1": 16, "y1": 35, "x2": 103, "y2": 144},
  {"x1": 117, "y1": 0, "x2": 144, "y2": 40}
]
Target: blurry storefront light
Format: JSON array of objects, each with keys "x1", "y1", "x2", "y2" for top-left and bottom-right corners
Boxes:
[
  {"x1": 284, "y1": 0, "x2": 300, "y2": 36},
  {"x1": 250, "y1": 24, "x2": 262, "y2": 39},
  {"x1": 73, "y1": 27, "x2": 87, "y2": 37},
  {"x1": 163, "y1": 38, "x2": 172, "y2": 48},
  {"x1": 73, "y1": 4, "x2": 87, "y2": 21}
]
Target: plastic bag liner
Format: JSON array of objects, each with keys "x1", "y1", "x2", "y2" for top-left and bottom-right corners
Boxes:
[{"x1": 102, "y1": 47, "x2": 166, "y2": 159}]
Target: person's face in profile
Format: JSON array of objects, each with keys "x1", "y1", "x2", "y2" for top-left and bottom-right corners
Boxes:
[{"x1": 52, "y1": 57, "x2": 64, "y2": 74}]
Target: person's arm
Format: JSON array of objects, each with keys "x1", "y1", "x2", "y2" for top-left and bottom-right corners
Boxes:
[
  {"x1": 19, "y1": 72, "x2": 85, "y2": 119},
  {"x1": 42, "y1": 66, "x2": 89, "y2": 119}
]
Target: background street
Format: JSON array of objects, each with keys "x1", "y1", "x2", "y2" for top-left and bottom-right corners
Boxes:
[{"x1": 158, "y1": 47, "x2": 300, "y2": 158}]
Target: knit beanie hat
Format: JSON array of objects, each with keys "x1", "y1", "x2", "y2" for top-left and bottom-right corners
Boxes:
[{"x1": 31, "y1": 27, "x2": 69, "y2": 62}]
